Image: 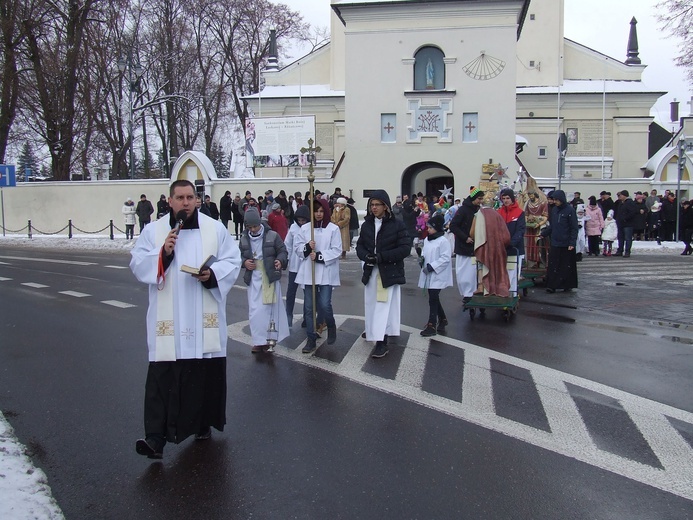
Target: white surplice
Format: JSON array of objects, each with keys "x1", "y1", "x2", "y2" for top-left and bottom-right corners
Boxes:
[
  {"x1": 363, "y1": 217, "x2": 401, "y2": 342},
  {"x1": 246, "y1": 231, "x2": 289, "y2": 346},
  {"x1": 130, "y1": 213, "x2": 241, "y2": 361}
]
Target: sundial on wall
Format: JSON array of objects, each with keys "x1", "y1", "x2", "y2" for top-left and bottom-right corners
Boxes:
[{"x1": 463, "y1": 51, "x2": 505, "y2": 80}]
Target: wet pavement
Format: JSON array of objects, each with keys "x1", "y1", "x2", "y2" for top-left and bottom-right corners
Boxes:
[{"x1": 0, "y1": 246, "x2": 692, "y2": 519}]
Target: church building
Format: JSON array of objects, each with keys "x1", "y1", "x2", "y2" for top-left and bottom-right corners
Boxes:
[{"x1": 245, "y1": 0, "x2": 689, "y2": 202}]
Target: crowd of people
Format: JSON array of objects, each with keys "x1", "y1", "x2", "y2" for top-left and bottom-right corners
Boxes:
[{"x1": 125, "y1": 181, "x2": 691, "y2": 460}]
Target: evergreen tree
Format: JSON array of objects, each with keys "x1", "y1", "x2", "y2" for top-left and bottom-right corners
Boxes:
[
  {"x1": 17, "y1": 142, "x2": 39, "y2": 180},
  {"x1": 209, "y1": 141, "x2": 229, "y2": 178}
]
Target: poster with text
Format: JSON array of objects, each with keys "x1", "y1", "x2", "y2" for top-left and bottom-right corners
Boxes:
[{"x1": 246, "y1": 116, "x2": 316, "y2": 168}]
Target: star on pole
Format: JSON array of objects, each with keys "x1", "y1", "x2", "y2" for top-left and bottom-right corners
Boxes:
[{"x1": 439, "y1": 185, "x2": 453, "y2": 199}]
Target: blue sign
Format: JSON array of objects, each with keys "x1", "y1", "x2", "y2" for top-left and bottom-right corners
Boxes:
[{"x1": 0, "y1": 165, "x2": 16, "y2": 187}]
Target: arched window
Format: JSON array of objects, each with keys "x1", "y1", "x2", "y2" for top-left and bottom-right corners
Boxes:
[{"x1": 414, "y1": 46, "x2": 445, "y2": 90}]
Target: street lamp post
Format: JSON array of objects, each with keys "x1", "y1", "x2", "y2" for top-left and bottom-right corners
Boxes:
[{"x1": 118, "y1": 53, "x2": 143, "y2": 179}]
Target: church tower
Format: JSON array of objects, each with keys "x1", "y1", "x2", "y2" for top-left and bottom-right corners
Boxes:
[{"x1": 515, "y1": 0, "x2": 564, "y2": 87}]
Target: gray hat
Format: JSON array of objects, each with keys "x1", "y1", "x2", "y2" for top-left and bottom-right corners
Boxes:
[
  {"x1": 244, "y1": 207, "x2": 261, "y2": 226},
  {"x1": 271, "y1": 202, "x2": 280, "y2": 211}
]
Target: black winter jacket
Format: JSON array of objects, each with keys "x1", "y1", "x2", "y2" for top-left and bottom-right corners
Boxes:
[
  {"x1": 449, "y1": 197, "x2": 479, "y2": 256},
  {"x1": 541, "y1": 190, "x2": 578, "y2": 247},
  {"x1": 356, "y1": 190, "x2": 410, "y2": 288},
  {"x1": 615, "y1": 198, "x2": 637, "y2": 227}
]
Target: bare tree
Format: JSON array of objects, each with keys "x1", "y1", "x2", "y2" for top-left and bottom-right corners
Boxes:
[
  {"x1": 206, "y1": 0, "x2": 308, "y2": 133},
  {"x1": 656, "y1": 1, "x2": 693, "y2": 86},
  {"x1": 20, "y1": 0, "x2": 109, "y2": 180},
  {"x1": 0, "y1": 0, "x2": 25, "y2": 164}
]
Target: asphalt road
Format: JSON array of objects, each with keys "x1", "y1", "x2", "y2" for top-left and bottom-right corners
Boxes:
[{"x1": 0, "y1": 246, "x2": 692, "y2": 519}]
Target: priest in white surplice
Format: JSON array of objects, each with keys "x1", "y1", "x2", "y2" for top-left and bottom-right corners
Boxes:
[
  {"x1": 130, "y1": 180, "x2": 241, "y2": 459},
  {"x1": 356, "y1": 190, "x2": 411, "y2": 359}
]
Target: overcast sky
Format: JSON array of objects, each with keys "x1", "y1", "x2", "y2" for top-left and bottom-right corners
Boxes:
[{"x1": 282, "y1": 0, "x2": 692, "y2": 128}]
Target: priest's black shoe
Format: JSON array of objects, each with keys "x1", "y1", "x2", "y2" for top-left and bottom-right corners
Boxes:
[
  {"x1": 195, "y1": 427, "x2": 212, "y2": 441},
  {"x1": 437, "y1": 318, "x2": 448, "y2": 333},
  {"x1": 327, "y1": 326, "x2": 337, "y2": 344},
  {"x1": 136, "y1": 438, "x2": 163, "y2": 459}
]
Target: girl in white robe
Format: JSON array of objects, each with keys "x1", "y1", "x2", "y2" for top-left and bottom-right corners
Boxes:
[
  {"x1": 294, "y1": 199, "x2": 342, "y2": 353},
  {"x1": 417, "y1": 215, "x2": 453, "y2": 336}
]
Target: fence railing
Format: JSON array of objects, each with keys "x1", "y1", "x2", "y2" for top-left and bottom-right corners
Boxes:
[{"x1": 1, "y1": 220, "x2": 122, "y2": 239}]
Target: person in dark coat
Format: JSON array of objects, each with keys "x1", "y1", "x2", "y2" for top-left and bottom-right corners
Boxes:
[
  {"x1": 219, "y1": 191, "x2": 232, "y2": 230},
  {"x1": 356, "y1": 190, "x2": 410, "y2": 359},
  {"x1": 660, "y1": 192, "x2": 678, "y2": 241},
  {"x1": 156, "y1": 194, "x2": 170, "y2": 219},
  {"x1": 135, "y1": 194, "x2": 154, "y2": 233},
  {"x1": 204, "y1": 195, "x2": 220, "y2": 220},
  {"x1": 449, "y1": 189, "x2": 484, "y2": 302},
  {"x1": 614, "y1": 190, "x2": 637, "y2": 257},
  {"x1": 231, "y1": 193, "x2": 244, "y2": 239},
  {"x1": 401, "y1": 199, "x2": 418, "y2": 246},
  {"x1": 632, "y1": 192, "x2": 648, "y2": 241},
  {"x1": 598, "y1": 191, "x2": 615, "y2": 220},
  {"x1": 541, "y1": 189, "x2": 578, "y2": 292},
  {"x1": 680, "y1": 200, "x2": 693, "y2": 255}
]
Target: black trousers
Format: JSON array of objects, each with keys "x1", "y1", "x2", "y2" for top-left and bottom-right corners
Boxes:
[
  {"x1": 587, "y1": 235, "x2": 600, "y2": 255},
  {"x1": 427, "y1": 288, "x2": 447, "y2": 325}
]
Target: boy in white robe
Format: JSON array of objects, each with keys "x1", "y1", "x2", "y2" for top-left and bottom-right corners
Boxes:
[
  {"x1": 238, "y1": 207, "x2": 289, "y2": 353},
  {"x1": 130, "y1": 180, "x2": 241, "y2": 459}
]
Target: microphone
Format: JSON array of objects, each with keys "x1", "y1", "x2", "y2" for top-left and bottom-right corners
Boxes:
[{"x1": 173, "y1": 210, "x2": 187, "y2": 234}]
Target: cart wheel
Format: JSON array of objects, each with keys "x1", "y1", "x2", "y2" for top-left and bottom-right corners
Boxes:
[
  {"x1": 469, "y1": 308, "x2": 476, "y2": 320},
  {"x1": 479, "y1": 308, "x2": 486, "y2": 318},
  {"x1": 503, "y1": 309, "x2": 511, "y2": 322},
  {"x1": 522, "y1": 288, "x2": 528, "y2": 297}
]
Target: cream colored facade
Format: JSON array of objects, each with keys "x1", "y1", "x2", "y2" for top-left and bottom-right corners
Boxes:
[
  {"x1": 246, "y1": 0, "x2": 685, "y2": 203},
  {"x1": 5, "y1": 0, "x2": 691, "y2": 236}
]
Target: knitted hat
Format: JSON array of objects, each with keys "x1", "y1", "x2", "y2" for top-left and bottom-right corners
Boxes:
[
  {"x1": 244, "y1": 207, "x2": 261, "y2": 226},
  {"x1": 499, "y1": 188, "x2": 515, "y2": 203},
  {"x1": 336, "y1": 197, "x2": 347, "y2": 205},
  {"x1": 271, "y1": 202, "x2": 280, "y2": 211},
  {"x1": 294, "y1": 205, "x2": 310, "y2": 222},
  {"x1": 427, "y1": 214, "x2": 445, "y2": 232},
  {"x1": 468, "y1": 188, "x2": 485, "y2": 200}
]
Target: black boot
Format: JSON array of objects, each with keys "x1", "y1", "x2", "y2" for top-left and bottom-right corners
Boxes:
[
  {"x1": 420, "y1": 322, "x2": 437, "y2": 337},
  {"x1": 327, "y1": 326, "x2": 337, "y2": 344}
]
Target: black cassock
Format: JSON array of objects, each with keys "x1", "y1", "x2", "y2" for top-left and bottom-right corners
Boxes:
[{"x1": 144, "y1": 358, "x2": 226, "y2": 444}]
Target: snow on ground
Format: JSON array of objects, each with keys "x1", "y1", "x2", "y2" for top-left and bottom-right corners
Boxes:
[
  {"x1": 0, "y1": 232, "x2": 687, "y2": 519},
  {"x1": 0, "y1": 415, "x2": 64, "y2": 519},
  {"x1": 0, "y1": 232, "x2": 688, "y2": 254}
]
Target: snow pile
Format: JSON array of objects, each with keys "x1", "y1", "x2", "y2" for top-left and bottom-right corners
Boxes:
[
  {"x1": 0, "y1": 233, "x2": 687, "y2": 254},
  {"x1": 0, "y1": 415, "x2": 64, "y2": 519}
]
